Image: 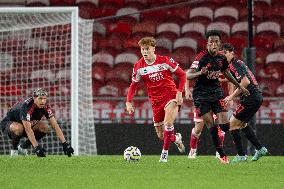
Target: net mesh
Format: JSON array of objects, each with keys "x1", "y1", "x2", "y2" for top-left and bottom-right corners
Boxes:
[{"x1": 0, "y1": 10, "x2": 95, "y2": 155}]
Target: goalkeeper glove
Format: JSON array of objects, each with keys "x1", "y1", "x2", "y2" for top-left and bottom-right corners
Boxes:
[
  {"x1": 62, "y1": 141, "x2": 74, "y2": 157},
  {"x1": 33, "y1": 146, "x2": 46, "y2": 157}
]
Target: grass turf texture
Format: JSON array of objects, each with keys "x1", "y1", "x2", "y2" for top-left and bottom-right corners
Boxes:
[{"x1": 0, "y1": 155, "x2": 283, "y2": 189}]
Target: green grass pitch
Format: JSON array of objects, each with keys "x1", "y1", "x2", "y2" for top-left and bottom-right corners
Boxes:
[{"x1": 0, "y1": 155, "x2": 283, "y2": 189}]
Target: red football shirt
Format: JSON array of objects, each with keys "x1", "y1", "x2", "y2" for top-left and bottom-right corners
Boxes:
[{"x1": 132, "y1": 54, "x2": 179, "y2": 103}]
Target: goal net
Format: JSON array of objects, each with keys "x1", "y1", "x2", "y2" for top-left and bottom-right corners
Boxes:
[{"x1": 0, "y1": 7, "x2": 96, "y2": 155}]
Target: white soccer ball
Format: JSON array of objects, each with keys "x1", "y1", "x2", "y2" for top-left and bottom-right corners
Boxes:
[{"x1": 123, "y1": 146, "x2": 141, "y2": 162}]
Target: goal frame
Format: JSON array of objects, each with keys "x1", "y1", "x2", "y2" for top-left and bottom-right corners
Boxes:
[{"x1": 0, "y1": 7, "x2": 80, "y2": 155}]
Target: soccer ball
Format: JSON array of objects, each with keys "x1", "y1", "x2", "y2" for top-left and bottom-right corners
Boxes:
[{"x1": 123, "y1": 146, "x2": 141, "y2": 162}]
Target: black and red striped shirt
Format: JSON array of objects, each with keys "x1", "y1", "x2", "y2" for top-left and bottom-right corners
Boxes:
[{"x1": 5, "y1": 97, "x2": 54, "y2": 126}]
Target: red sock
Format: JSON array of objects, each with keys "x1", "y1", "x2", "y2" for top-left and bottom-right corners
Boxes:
[
  {"x1": 190, "y1": 128, "x2": 199, "y2": 149},
  {"x1": 163, "y1": 126, "x2": 174, "y2": 150},
  {"x1": 217, "y1": 126, "x2": 225, "y2": 147}
]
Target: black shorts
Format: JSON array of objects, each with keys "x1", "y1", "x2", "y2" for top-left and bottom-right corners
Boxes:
[
  {"x1": 1, "y1": 118, "x2": 14, "y2": 139},
  {"x1": 193, "y1": 96, "x2": 227, "y2": 117},
  {"x1": 234, "y1": 90, "x2": 263, "y2": 123}
]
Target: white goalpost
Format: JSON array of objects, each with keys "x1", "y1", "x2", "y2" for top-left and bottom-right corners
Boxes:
[{"x1": 0, "y1": 7, "x2": 96, "y2": 155}]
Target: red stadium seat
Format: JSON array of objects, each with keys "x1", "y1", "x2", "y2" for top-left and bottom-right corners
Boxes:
[
  {"x1": 122, "y1": 38, "x2": 140, "y2": 56},
  {"x1": 206, "y1": 22, "x2": 230, "y2": 40},
  {"x1": 265, "y1": 7, "x2": 284, "y2": 23},
  {"x1": 147, "y1": 0, "x2": 172, "y2": 7},
  {"x1": 165, "y1": 7, "x2": 191, "y2": 26},
  {"x1": 114, "y1": 52, "x2": 139, "y2": 68},
  {"x1": 77, "y1": 1, "x2": 102, "y2": 19},
  {"x1": 156, "y1": 22, "x2": 180, "y2": 42},
  {"x1": 273, "y1": 38, "x2": 284, "y2": 52},
  {"x1": 124, "y1": 0, "x2": 148, "y2": 10},
  {"x1": 171, "y1": 49, "x2": 192, "y2": 70},
  {"x1": 226, "y1": 37, "x2": 246, "y2": 51},
  {"x1": 97, "y1": 37, "x2": 122, "y2": 56},
  {"x1": 173, "y1": 37, "x2": 197, "y2": 56},
  {"x1": 265, "y1": 52, "x2": 284, "y2": 78},
  {"x1": 258, "y1": 78, "x2": 280, "y2": 97},
  {"x1": 214, "y1": 7, "x2": 239, "y2": 26},
  {"x1": 99, "y1": 0, "x2": 124, "y2": 9},
  {"x1": 132, "y1": 21, "x2": 156, "y2": 39},
  {"x1": 92, "y1": 52, "x2": 114, "y2": 72},
  {"x1": 140, "y1": 9, "x2": 167, "y2": 24},
  {"x1": 108, "y1": 22, "x2": 132, "y2": 39},
  {"x1": 231, "y1": 22, "x2": 256, "y2": 40},
  {"x1": 189, "y1": 7, "x2": 213, "y2": 26},
  {"x1": 256, "y1": 22, "x2": 281, "y2": 41},
  {"x1": 181, "y1": 22, "x2": 205, "y2": 41},
  {"x1": 105, "y1": 69, "x2": 130, "y2": 83},
  {"x1": 0, "y1": 85, "x2": 22, "y2": 96},
  {"x1": 115, "y1": 8, "x2": 140, "y2": 26},
  {"x1": 92, "y1": 65, "x2": 105, "y2": 84},
  {"x1": 156, "y1": 38, "x2": 173, "y2": 55}
]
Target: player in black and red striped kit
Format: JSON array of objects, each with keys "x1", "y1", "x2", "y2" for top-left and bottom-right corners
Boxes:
[
  {"x1": 186, "y1": 30, "x2": 250, "y2": 164},
  {"x1": 1, "y1": 88, "x2": 74, "y2": 157},
  {"x1": 222, "y1": 43, "x2": 268, "y2": 162}
]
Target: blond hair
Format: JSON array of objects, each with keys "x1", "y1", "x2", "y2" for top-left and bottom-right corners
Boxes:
[{"x1": 138, "y1": 37, "x2": 156, "y2": 47}]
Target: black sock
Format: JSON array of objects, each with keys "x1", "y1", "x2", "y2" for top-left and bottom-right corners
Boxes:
[
  {"x1": 210, "y1": 126, "x2": 226, "y2": 158},
  {"x1": 8, "y1": 132, "x2": 21, "y2": 150},
  {"x1": 219, "y1": 123, "x2": 230, "y2": 132},
  {"x1": 21, "y1": 131, "x2": 46, "y2": 149},
  {"x1": 230, "y1": 129, "x2": 246, "y2": 156},
  {"x1": 241, "y1": 126, "x2": 262, "y2": 150}
]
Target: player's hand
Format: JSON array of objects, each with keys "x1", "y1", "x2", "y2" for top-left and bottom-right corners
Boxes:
[
  {"x1": 126, "y1": 102, "x2": 134, "y2": 114},
  {"x1": 185, "y1": 89, "x2": 192, "y2": 100},
  {"x1": 200, "y1": 67, "x2": 208, "y2": 75},
  {"x1": 240, "y1": 86, "x2": 250, "y2": 96},
  {"x1": 62, "y1": 141, "x2": 74, "y2": 157},
  {"x1": 176, "y1": 91, "x2": 183, "y2": 105},
  {"x1": 33, "y1": 145, "x2": 46, "y2": 157},
  {"x1": 223, "y1": 96, "x2": 233, "y2": 106}
]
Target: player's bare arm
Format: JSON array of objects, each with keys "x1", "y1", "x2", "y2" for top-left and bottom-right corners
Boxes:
[
  {"x1": 126, "y1": 81, "x2": 138, "y2": 114},
  {"x1": 49, "y1": 117, "x2": 66, "y2": 143},
  {"x1": 186, "y1": 67, "x2": 208, "y2": 80},
  {"x1": 22, "y1": 120, "x2": 38, "y2": 147},
  {"x1": 184, "y1": 79, "x2": 192, "y2": 100},
  {"x1": 223, "y1": 69, "x2": 250, "y2": 96},
  {"x1": 224, "y1": 76, "x2": 250, "y2": 105}
]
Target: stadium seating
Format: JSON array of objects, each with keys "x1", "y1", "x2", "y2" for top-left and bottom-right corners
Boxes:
[
  {"x1": 214, "y1": 7, "x2": 239, "y2": 26},
  {"x1": 181, "y1": 22, "x2": 205, "y2": 41},
  {"x1": 189, "y1": 7, "x2": 213, "y2": 26},
  {"x1": 156, "y1": 22, "x2": 180, "y2": 42}
]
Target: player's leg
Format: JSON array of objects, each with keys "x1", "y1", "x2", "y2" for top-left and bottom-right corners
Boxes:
[
  {"x1": 188, "y1": 120, "x2": 204, "y2": 159},
  {"x1": 233, "y1": 99, "x2": 268, "y2": 161},
  {"x1": 159, "y1": 101, "x2": 182, "y2": 162},
  {"x1": 154, "y1": 123, "x2": 164, "y2": 141},
  {"x1": 212, "y1": 101, "x2": 230, "y2": 164},
  {"x1": 2, "y1": 121, "x2": 25, "y2": 156},
  {"x1": 18, "y1": 121, "x2": 49, "y2": 155}
]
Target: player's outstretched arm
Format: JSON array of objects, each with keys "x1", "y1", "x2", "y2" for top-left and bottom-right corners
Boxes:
[
  {"x1": 184, "y1": 79, "x2": 192, "y2": 100},
  {"x1": 223, "y1": 70, "x2": 250, "y2": 96},
  {"x1": 186, "y1": 67, "x2": 207, "y2": 80},
  {"x1": 22, "y1": 120, "x2": 46, "y2": 157},
  {"x1": 224, "y1": 76, "x2": 250, "y2": 105},
  {"x1": 125, "y1": 81, "x2": 138, "y2": 114},
  {"x1": 49, "y1": 117, "x2": 74, "y2": 157}
]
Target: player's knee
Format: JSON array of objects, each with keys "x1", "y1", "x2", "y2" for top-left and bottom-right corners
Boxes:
[{"x1": 10, "y1": 124, "x2": 24, "y2": 136}]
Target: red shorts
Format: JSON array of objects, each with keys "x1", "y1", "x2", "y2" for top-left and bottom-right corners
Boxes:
[
  {"x1": 152, "y1": 96, "x2": 177, "y2": 127},
  {"x1": 193, "y1": 108, "x2": 217, "y2": 123}
]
